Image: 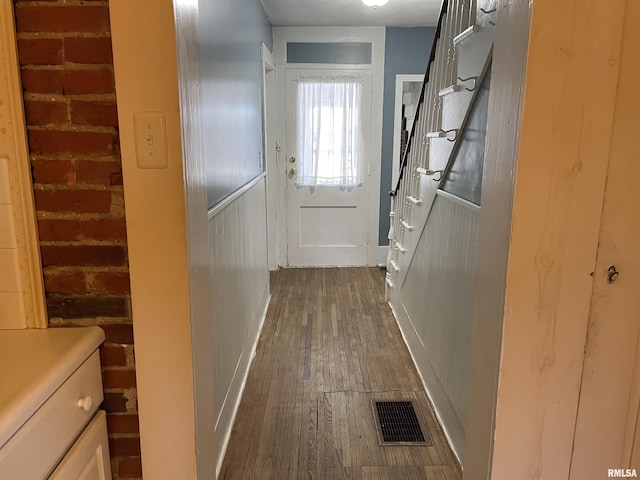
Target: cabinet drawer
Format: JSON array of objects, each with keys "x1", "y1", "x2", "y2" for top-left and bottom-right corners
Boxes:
[
  {"x1": 49, "y1": 410, "x2": 111, "y2": 480},
  {"x1": 0, "y1": 350, "x2": 103, "y2": 479}
]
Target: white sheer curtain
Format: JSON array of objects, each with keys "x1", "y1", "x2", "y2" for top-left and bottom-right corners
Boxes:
[{"x1": 296, "y1": 77, "x2": 363, "y2": 187}]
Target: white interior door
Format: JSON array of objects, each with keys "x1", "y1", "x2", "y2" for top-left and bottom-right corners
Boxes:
[{"x1": 285, "y1": 68, "x2": 372, "y2": 267}]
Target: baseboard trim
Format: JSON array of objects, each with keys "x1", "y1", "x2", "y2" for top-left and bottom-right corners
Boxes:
[
  {"x1": 215, "y1": 288, "x2": 271, "y2": 479},
  {"x1": 377, "y1": 245, "x2": 389, "y2": 267}
]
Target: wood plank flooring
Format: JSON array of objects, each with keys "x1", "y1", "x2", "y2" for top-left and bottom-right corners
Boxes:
[{"x1": 220, "y1": 268, "x2": 462, "y2": 480}]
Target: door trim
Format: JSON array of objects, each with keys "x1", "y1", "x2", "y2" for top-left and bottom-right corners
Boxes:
[
  {"x1": 261, "y1": 43, "x2": 282, "y2": 269},
  {"x1": 392, "y1": 74, "x2": 424, "y2": 189},
  {"x1": 272, "y1": 27, "x2": 385, "y2": 266},
  {"x1": 0, "y1": 2, "x2": 47, "y2": 329}
]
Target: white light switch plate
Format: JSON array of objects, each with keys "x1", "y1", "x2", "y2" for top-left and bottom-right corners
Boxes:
[{"x1": 133, "y1": 112, "x2": 168, "y2": 169}]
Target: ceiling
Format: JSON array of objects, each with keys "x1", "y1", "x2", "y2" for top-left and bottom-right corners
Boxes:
[{"x1": 260, "y1": 0, "x2": 442, "y2": 27}]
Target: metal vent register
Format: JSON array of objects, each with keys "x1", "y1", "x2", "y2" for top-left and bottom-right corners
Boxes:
[{"x1": 372, "y1": 400, "x2": 431, "y2": 445}]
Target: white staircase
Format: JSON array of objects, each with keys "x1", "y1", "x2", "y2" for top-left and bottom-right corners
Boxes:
[
  {"x1": 386, "y1": 0, "x2": 496, "y2": 292},
  {"x1": 384, "y1": 0, "x2": 497, "y2": 462}
]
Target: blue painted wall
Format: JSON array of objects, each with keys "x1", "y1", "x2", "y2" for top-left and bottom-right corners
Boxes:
[
  {"x1": 379, "y1": 27, "x2": 435, "y2": 245},
  {"x1": 198, "y1": 0, "x2": 273, "y2": 208}
]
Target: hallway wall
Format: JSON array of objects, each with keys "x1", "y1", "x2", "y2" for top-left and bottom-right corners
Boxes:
[
  {"x1": 196, "y1": 0, "x2": 273, "y2": 472},
  {"x1": 111, "y1": 0, "x2": 273, "y2": 478},
  {"x1": 198, "y1": 0, "x2": 272, "y2": 207}
]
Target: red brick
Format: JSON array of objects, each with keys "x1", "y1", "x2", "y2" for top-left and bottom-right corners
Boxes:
[
  {"x1": 38, "y1": 218, "x2": 127, "y2": 242},
  {"x1": 117, "y1": 457, "x2": 142, "y2": 478},
  {"x1": 100, "y1": 345, "x2": 127, "y2": 367},
  {"x1": 101, "y1": 323, "x2": 134, "y2": 344},
  {"x1": 15, "y1": 6, "x2": 111, "y2": 33},
  {"x1": 106, "y1": 413, "x2": 140, "y2": 434},
  {"x1": 92, "y1": 272, "x2": 130, "y2": 294},
  {"x1": 76, "y1": 160, "x2": 121, "y2": 185},
  {"x1": 81, "y1": 219, "x2": 128, "y2": 241},
  {"x1": 34, "y1": 189, "x2": 111, "y2": 213},
  {"x1": 64, "y1": 37, "x2": 113, "y2": 64},
  {"x1": 29, "y1": 129, "x2": 116, "y2": 154},
  {"x1": 108, "y1": 437, "x2": 141, "y2": 457},
  {"x1": 102, "y1": 369, "x2": 137, "y2": 389},
  {"x1": 20, "y1": 69, "x2": 63, "y2": 94},
  {"x1": 110, "y1": 171, "x2": 123, "y2": 185},
  {"x1": 37, "y1": 219, "x2": 80, "y2": 241},
  {"x1": 20, "y1": 69, "x2": 114, "y2": 95},
  {"x1": 24, "y1": 100, "x2": 67, "y2": 126},
  {"x1": 40, "y1": 244, "x2": 127, "y2": 266},
  {"x1": 31, "y1": 160, "x2": 75, "y2": 184},
  {"x1": 60, "y1": 69, "x2": 114, "y2": 94},
  {"x1": 17, "y1": 38, "x2": 62, "y2": 65},
  {"x1": 102, "y1": 392, "x2": 128, "y2": 413},
  {"x1": 46, "y1": 295, "x2": 128, "y2": 319},
  {"x1": 44, "y1": 271, "x2": 87, "y2": 294},
  {"x1": 71, "y1": 101, "x2": 118, "y2": 127}
]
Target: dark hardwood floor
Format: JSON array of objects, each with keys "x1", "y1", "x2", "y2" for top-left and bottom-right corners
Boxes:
[{"x1": 220, "y1": 267, "x2": 462, "y2": 480}]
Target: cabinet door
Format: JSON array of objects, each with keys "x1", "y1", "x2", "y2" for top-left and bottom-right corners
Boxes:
[{"x1": 49, "y1": 411, "x2": 112, "y2": 480}]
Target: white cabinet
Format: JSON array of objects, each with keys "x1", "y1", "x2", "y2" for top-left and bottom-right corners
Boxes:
[
  {"x1": 50, "y1": 411, "x2": 111, "y2": 480},
  {"x1": 0, "y1": 327, "x2": 111, "y2": 479}
]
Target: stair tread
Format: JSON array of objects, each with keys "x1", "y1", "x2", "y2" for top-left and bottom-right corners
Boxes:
[
  {"x1": 407, "y1": 195, "x2": 423, "y2": 206},
  {"x1": 453, "y1": 25, "x2": 482, "y2": 46},
  {"x1": 439, "y1": 84, "x2": 464, "y2": 96}
]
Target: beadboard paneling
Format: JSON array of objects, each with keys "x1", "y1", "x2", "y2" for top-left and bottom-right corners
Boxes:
[
  {"x1": 398, "y1": 195, "x2": 479, "y2": 461},
  {"x1": 208, "y1": 176, "x2": 270, "y2": 475},
  {"x1": 0, "y1": 159, "x2": 23, "y2": 327}
]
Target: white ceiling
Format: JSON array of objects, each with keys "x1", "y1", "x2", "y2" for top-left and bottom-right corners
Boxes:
[{"x1": 261, "y1": 0, "x2": 442, "y2": 27}]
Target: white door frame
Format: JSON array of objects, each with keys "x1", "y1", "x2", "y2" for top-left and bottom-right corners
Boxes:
[
  {"x1": 272, "y1": 27, "x2": 385, "y2": 267},
  {"x1": 261, "y1": 43, "x2": 281, "y2": 270},
  {"x1": 391, "y1": 74, "x2": 424, "y2": 189}
]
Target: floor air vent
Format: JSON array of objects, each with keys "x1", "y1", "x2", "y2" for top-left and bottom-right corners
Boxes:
[{"x1": 372, "y1": 400, "x2": 431, "y2": 445}]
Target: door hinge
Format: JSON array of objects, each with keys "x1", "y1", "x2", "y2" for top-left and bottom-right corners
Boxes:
[
  {"x1": 368, "y1": 162, "x2": 371, "y2": 176},
  {"x1": 366, "y1": 231, "x2": 369, "y2": 245},
  {"x1": 275, "y1": 141, "x2": 282, "y2": 152}
]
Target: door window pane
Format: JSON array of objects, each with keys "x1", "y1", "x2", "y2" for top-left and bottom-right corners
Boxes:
[{"x1": 296, "y1": 78, "x2": 363, "y2": 187}]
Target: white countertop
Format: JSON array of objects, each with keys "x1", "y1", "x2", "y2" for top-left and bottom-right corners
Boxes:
[{"x1": 0, "y1": 327, "x2": 104, "y2": 449}]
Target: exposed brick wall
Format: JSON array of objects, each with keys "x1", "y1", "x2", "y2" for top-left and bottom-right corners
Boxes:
[{"x1": 14, "y1": 1, "x2": 141, "y2": 478}]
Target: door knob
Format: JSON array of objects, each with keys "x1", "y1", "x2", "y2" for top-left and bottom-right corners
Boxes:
[
  {"x1": 289, "y1": 167, "x2": 297, "y2": 175},
  {"x1": 289, "y1": 156, "x2": 296, "y2": 163}
]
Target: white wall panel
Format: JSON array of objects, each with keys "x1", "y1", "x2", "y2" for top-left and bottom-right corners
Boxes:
[
  {"x1": 208, "y1": 176, "x2": 270, "y2": 473},
  {"x1": 397, "y1": 195, "x2": 479, "y2": 461}
]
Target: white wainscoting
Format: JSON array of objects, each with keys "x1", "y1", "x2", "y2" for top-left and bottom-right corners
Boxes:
[
  {"x1": 208, "y1": 175, "x2": 270, "y2": 475},
  {"x1": 391, "y1": 194, "x2": 479, "y2": 463}
]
